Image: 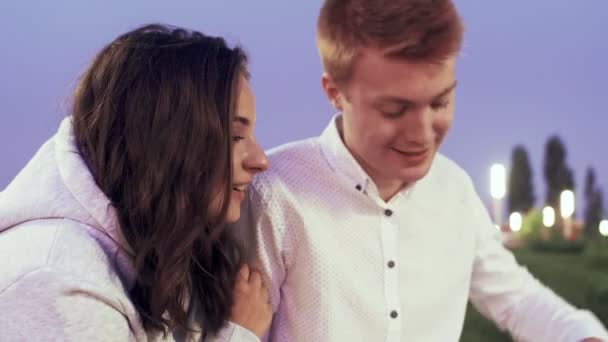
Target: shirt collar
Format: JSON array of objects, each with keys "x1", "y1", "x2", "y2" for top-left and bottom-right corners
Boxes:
[
  {"x1": 319, "y1": 115, "x2": 416, "y2": 203},
  {"x1": 319, "y1": 115, "x2": 376, "y2": 195}
]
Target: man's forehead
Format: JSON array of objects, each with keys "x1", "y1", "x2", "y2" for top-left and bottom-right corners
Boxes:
[
  {"x1": 352, "y1": 51, "x2": 455, "y2": 89},
  {"x1": 356, "y1": 47, "x2": 456, "y2": 71},
  {"x1": 355, "y1": 70, "x2": 456, "y2": 103}
]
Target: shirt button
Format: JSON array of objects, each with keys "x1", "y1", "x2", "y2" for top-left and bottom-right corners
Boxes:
[
  {"x1": 355, "y1": 184, "x2": 362, "y2": 191},
  {"x1": 390, "y1": 310, "x2": 399, "y2": 319},
  {"x1": 384, "y1": 209, "x2": 393, "y2": 217},
  {"x1": 387, "y1": 260, "x2": 395, "y2": 268}
]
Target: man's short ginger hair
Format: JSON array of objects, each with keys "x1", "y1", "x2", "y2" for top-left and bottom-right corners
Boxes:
[{"x1": 317, "y1": 0, "x2": 464, "y2": 86}]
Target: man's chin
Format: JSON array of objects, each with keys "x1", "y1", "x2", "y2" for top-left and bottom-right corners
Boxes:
[{"x1": 397, "y1": 161, "x2": 433, "y2": 184}]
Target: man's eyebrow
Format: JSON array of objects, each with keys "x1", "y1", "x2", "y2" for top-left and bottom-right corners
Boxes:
[{"x1": 374, "y1": 81, "x2": 458, "y2": 105}]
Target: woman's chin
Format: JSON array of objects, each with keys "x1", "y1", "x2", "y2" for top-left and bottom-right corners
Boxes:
[{"x1": 224, "y1": 206, "x2": 241, "y2": 223}]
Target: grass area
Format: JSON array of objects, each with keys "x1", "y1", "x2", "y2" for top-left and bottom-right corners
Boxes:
[{"x1": 460, "y1": 248, "x2": 608, "y2": 341}]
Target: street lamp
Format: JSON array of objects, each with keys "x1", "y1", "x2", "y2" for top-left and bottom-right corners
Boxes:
[
  {"x1": 490, "y1": 163, "x2": 506, "y2": 226},
  {"x1": 600, "y1": 220, "x2": 608, "y2": 237},
  {"x1": 542, "y1": 206, "x2": 555, "y2": 228},
  {"x1": 509, "y1": 212, "x2": 522, "y2": 232},
  {"x1": 560, "y1": 190, "x2": 575, "y2": 239}
]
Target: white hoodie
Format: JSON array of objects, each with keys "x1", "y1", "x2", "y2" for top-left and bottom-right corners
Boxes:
[{"x1": 0, "y1": 118, "x2": 258, "y2": 342}]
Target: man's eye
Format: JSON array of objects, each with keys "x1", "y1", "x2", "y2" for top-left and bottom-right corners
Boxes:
[
  {"x1": 431, "y1": 101, "x2": 450, "y2": 110},
  {"x1": 380, "y1": 107, "x2": 408, "y2": 118}
]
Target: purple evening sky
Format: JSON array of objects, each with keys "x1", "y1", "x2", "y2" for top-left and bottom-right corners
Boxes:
[{"x1": 1, "y1": 1, "x2": 606, "y2": 217}]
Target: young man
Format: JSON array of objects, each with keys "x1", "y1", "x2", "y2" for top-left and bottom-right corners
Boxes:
[{"x1": 234, "y1": 0, "x2": 608, "y2": 341}]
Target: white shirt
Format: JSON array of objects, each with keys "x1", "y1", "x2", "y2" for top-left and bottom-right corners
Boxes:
[{"x1": 236, "y1": 116, "x2": 607, "y2": 342}]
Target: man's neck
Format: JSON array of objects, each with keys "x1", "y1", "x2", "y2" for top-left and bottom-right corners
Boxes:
[
  {"x1": 374, "y1": 177, "x2": 408, "y2": 202},
  {"x1": 356, "y1": 158, "x2": 408, "y2": 202},
  {"x1": 336, "y1": 118, "x2": 407, "y2": 202}
]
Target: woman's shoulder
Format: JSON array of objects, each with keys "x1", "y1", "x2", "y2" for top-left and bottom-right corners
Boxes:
[
  {"x1": 0, "y1": 218, "x2": 133, "y2": 297},
  {"x1": 0, "y1": 218, "x2": 146, "y2": 340}
]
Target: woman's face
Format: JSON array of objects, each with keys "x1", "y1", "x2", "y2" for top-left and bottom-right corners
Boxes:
[{"x1": 224, "y1": 76, "x2": 269, "y2": 223}]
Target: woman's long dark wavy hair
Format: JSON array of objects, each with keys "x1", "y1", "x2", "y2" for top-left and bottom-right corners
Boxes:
[{"x1": 71, "y1": 24, "x2": 247, "y2": 335}]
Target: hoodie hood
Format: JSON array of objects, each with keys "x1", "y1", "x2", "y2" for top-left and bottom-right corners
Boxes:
[{"x1": 0, "y1": 117, "x2": 133, "y2": 274}]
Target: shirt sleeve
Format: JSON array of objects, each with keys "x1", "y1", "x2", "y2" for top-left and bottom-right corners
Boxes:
[{"x1": 467, "y1": 179, "x2": 608, "y2": 341}]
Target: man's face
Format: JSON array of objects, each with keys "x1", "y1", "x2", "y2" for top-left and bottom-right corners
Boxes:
[{"x1": 323, "y1": 48, "x2": 457, "y2": 192}]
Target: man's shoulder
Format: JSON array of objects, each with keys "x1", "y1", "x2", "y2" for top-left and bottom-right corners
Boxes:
[
  {"x1": 421, "y1": 153, "x2": 476, "y2": 195},
  {"x1": 266, "y1": 137, "x2": 321, "y2": 167},
  {"x1": 257, "y1": 137, "x2": 323, "y2": 181},
  {"x1": 250, "y1": 136, "x2": 334, "y2": 207},
  {"x1": 431, "y1": 153, "x2": 470, "y2": 181}
]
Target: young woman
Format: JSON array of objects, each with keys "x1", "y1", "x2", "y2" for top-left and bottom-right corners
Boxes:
[{"x1": 0, "y1": 24, "x2": 271, "y2": 341}]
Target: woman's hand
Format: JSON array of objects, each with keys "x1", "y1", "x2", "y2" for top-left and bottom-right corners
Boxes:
[{"x1": 229, "y1": 265, "x2": 272, "y2": 338}]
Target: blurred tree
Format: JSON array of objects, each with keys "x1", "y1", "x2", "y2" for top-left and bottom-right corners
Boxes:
[
  {"x1": 508, "y1": 145, "x2": 535, "y2": 214},
  {"x1": 584, "y1": 167, "x2": 604, "y2": 238},
  {"x1": 543, "y1": 136, "x2": 575, "y2": 216}
]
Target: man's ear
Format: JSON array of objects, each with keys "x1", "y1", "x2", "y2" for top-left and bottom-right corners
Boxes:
[{"x1": 321, "y1": 72, "x2": 343, "y2": 111}]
